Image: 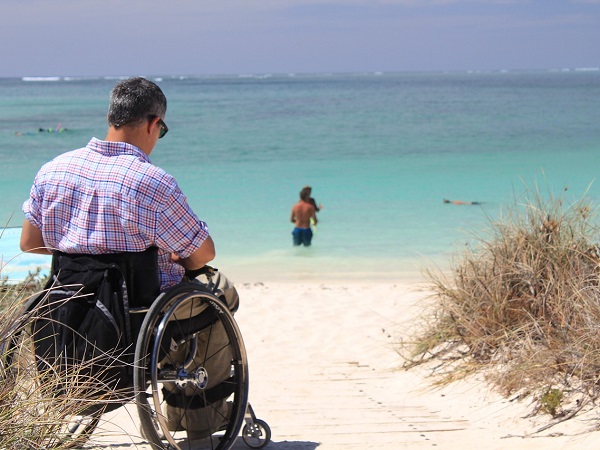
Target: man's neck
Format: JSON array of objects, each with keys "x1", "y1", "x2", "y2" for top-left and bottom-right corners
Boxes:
[{"x1": 105, "y1": 126, "x2": 153, "y2": 156}]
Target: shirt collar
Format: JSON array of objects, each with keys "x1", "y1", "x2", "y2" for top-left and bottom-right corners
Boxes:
[{"x1": 87, "y1": 137, "x2": 151, "y2": 163}]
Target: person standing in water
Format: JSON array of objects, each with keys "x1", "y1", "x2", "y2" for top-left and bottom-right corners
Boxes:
[{"x1": 291, "y1": 187, "x2": 317, "y2": 246}]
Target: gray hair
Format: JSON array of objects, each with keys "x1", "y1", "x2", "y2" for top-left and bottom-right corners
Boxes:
[{"x1": 107, "y1": 77, "x2": 167, "y2": 128}]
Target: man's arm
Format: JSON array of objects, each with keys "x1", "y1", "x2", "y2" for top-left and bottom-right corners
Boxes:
[
  {"x1": 290, "y1": 206, "x2": 297, "y2": 224},
  {"x1": 172, "y1": 235, "x2": 216, "y2": 270},
  {"x1": 20, "y1": 219, "x2": 52, "y2": 255}
]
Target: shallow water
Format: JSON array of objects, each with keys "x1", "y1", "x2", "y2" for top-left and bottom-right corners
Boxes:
[{"x1": 2, "y1": 71, "x2": 600, "y2": 282}]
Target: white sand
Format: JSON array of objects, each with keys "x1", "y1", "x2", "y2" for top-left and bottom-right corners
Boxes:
[{"x1": 87, "y1": 280, "x2": 600, "y2": 449}]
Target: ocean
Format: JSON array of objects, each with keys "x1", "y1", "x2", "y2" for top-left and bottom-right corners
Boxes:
[{"x1": 2, "y1": 71, "x2": 600, "y2": 283}]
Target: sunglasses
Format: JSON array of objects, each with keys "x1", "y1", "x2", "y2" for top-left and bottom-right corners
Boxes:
[
  {"x1": 157, "y1": 118, "x2": 168, "y2": 139},
  {"x1": 149, "y1": 115, "x2": 168, "y2": 139}
]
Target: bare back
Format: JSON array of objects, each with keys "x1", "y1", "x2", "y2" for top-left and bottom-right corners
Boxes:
[{"x1": 291, "y1": 200, "x2": 317, "y2": 228}]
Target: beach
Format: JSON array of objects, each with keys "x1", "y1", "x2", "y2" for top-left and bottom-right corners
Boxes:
[
  {"x1": 85, "y1": 279, "x2": 600, "y2": 449},
  {"x1": 3, "y1": 72, "x2": 600, "y2": 449}
]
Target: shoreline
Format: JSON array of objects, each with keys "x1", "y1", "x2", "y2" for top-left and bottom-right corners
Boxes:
[
  {"x1": 1, "y1": 231, "x2": 446, "y2": 286},
  {"x1": 2, "y1": 224, "x2": 453, "y2": 286},
  {"x1": 0, "y1": 253, "x2": 435, "y2": 286}
]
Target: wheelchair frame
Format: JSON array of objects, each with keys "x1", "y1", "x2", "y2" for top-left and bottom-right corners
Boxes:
[{"x1": 1, "y1": 276, "x2": 270, "y2": 450}]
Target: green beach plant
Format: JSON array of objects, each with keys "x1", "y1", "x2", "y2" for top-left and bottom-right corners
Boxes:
[
  {"x1": 540, "y1": 387, "x2": 564, "y2": 417},
  {"x1": 405, "y1": 184, "x2": 600, "y2": 426}
]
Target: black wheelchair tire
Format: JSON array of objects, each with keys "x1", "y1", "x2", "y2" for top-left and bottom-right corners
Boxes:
[{"x1": 134, "y1": 283, "x2": 249, "y2": 450}]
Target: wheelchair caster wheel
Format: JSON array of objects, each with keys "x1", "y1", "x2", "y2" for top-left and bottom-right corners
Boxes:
[{"x1": 242, "y1": 418, "x2": 271, "y2": 449}]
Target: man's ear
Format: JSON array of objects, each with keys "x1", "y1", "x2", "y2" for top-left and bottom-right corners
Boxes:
[{"x1": 147, "y1": 116, "x2": 157, "y2": 135}]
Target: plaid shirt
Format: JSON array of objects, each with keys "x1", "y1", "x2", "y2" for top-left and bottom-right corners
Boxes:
[{"x1": 23, "y1": 138, "x2": 209, "y2": 289}]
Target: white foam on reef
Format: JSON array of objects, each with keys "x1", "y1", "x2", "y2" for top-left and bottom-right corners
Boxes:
[{"x1": 22, "y1": 76, "x2": 61, "y2": 82}]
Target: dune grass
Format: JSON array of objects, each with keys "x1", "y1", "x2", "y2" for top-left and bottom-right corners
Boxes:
[
  {"x1": 406, "y1": 186, "x2": 600, "y2": 423},
  {"x1": 0, "y1": 271, "x2": 132, "y2": 449}
]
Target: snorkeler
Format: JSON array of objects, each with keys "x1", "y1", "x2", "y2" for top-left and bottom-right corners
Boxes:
[{"x1": 443, "y1": 198, "x2": 480, "y2": 205}]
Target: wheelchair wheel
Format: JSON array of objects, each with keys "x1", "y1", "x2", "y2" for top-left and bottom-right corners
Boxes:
[
  {"x1": 242, "y1": 418, "x2": 271, "y2": 449},
  {"x1": 0, "y1": 322, "x2": 101, "y2": 449},
  {"x1": 134, "y1": 283, "x2": 249, "y2": 450}
]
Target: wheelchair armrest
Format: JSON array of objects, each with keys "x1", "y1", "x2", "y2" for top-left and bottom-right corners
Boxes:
[{"x1": 183, "y1": 265, "x2": 218, "y2": 281}]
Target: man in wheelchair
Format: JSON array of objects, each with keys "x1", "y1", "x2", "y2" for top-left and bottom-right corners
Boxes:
[{"x1": 19, "y1": 77, "x2": 241, "y2": 444}]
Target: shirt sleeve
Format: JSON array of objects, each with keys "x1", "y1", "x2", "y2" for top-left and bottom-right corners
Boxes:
[
  {"x1": 22, "y1": 179, "x2": 44, "y2": 229},
  {"x1": 154, "y1": 182, "x2": 209, "y2": 259}
]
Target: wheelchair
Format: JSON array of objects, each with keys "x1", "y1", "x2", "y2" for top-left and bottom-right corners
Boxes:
[{"x1": 0, "y1": 249, "x2": 271, "y2": 450}]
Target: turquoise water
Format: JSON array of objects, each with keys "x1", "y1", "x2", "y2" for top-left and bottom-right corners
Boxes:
[{"x1": 2, "y1": 71, "x2": 600, "y2": 282}]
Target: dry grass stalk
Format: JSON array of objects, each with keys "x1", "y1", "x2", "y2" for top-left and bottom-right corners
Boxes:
[
  {"x1": 0, "y1": 272, "x2": 134, "y2": 449},
  {"x1": 406, "y1": 186, "x2": 600, "y2": 423}
]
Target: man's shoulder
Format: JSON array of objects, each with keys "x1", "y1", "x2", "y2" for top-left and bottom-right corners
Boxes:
[
  {"x1": 52, "y1": 146, "x2": 86, "y2": 158},
  {"x1": 38, "y1": 147, "x2": 86, "y2": 170},
  {"x1": 297, "y1": 201, "x2": 315, "y2": 211},
  {"x1": 40, "y1": 146, "x2": 175, "y2": 187}
]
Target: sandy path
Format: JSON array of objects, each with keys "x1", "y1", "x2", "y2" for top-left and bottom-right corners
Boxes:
[{"x1": 87, "y1": 282, "x2": 600, "y2": 449}]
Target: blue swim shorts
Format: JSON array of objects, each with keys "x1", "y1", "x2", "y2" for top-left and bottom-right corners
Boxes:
[{"x1": 292, "y1": 227, "x2": 313, "y2": 246}]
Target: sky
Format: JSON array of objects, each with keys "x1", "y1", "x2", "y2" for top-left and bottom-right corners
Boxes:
[{"x1": 1, "y1": 0, "x2": 599, "y2": 77}]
